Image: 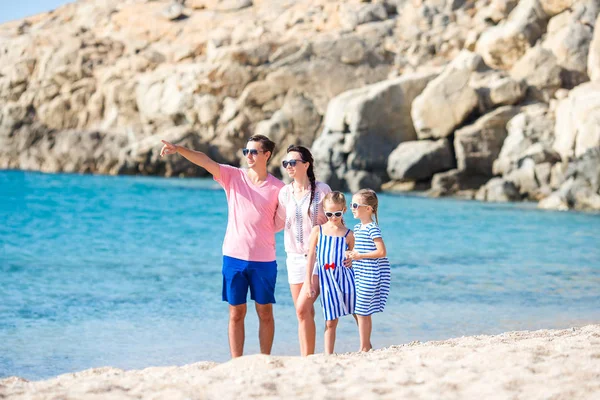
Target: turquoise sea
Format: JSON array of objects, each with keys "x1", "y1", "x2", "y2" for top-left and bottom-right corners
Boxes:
[{"x1": 1, "y1": 170, "x2": 599, "y2": 380}]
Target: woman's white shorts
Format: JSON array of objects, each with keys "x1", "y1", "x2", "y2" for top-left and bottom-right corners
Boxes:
[{"x1": 286, "y1": 252, "x2": 318, "y2": 285}]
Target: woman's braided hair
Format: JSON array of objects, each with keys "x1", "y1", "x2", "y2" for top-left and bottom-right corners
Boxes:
[{"x1": 287, "y1": 144, "x2": 316, "y2": 218}]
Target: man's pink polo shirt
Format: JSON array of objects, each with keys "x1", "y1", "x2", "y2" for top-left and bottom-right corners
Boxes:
[{"x1": 214, "y1": 164, "x2": 285, "y2": 262}]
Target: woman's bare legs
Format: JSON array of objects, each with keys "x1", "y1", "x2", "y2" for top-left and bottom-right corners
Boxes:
[
  {"x1": 289, "y1": 283, "x2": 306, "y2": 354},
  {"x1": 357, "y1": 315, "x2": 373, "y2": 352},
  {"x1": 291, "y1": 275, "x2": 319, "y2": 356}
]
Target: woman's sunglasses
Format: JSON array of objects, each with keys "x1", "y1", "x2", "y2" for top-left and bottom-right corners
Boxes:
[
  {"x1": 351, "y1": 202, "x2": 369, "y2": 209},
  {"x1": 325, "y1": 211, "x2": 343, "y2": 218},
  {"x1": 282, "y1": 159, "x2": 306, "y2": 168},
  {"x1": 242, "y1": 148, "x2": 266, "y2": 156}
]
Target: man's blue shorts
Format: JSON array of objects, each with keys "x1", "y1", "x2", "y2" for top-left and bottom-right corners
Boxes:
[{"x1": 222, "y1": 256, "x2": 277, "y2": 306}]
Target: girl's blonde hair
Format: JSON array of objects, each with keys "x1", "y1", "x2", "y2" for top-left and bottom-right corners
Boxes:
[
  {"x1": 323, "y1": 191, "x2": 347, "y2": 225},
  {"x1": 323, "y1": 191, "x2": 346, "y2": 207},
  {"x1": 356, "y1": 188, "x2": 379, "y2": 224}
]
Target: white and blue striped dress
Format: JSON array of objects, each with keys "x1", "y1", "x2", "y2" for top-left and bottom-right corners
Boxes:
[
  {"x1": 316, "y1": 226, "x2": 356, "y2": 321},
  {"x1": 353, "y1": 222, "x2": 391, "y2": 316}
]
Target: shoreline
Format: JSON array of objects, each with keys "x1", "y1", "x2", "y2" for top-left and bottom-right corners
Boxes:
[
  {"x1": 4, "y1": 169, "x2": 600, "y2": 216},
  {"x1": 3, "y1": 324, "x2": 599, "y2": 399}
]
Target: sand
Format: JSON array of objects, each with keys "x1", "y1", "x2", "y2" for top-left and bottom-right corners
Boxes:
[{"x1": 2, "y1": 324, "x2": 600, "y2": 399}]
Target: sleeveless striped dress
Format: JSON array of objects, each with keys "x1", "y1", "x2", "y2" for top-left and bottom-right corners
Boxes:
[
  {"x1": 316, "y1": 226, "x2": 356, "y2": 321},
  {"x1": 353, "y1": 222, "x2": 391, "y2": 316}
]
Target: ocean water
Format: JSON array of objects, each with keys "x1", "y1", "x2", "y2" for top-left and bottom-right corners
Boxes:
[{"x1": 1, "y1": 170, "x2": 599, "y2": 380}]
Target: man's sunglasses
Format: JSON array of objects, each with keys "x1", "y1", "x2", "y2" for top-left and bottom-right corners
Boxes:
[
  {"x1": 282, "y1": 159, "x2": 306, "y2": 168},
  {"x1": 242, "y1": 148, "x2": 266, "y2": 156},
  {"x1": 351, "y1": 202, "x2": 369, "y2": 209},
  {"x1": 325, "y1": 211, "x2": 343, "y2": 218}
]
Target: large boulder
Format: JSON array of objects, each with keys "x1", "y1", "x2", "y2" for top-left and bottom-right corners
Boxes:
[
  {"x1": 429, "y1": 168, "x2": 490, "y2": 197},
  {"x1": 539, "y1": 147, "x2": 600, "y2": 211},
  {"x1": 542, "y1": 1, "x2": 598, "y2": 87},
  {"x1": 309, "y1": 131, "x2": 347, "y2": 190},
  {"x1": 475, "y1": 177, "x2": 521, "y2": 202},
  {"x1": 322, "y1": 72, "x2": 435, "y2": 140},
  {"x1": 504, "y1": 157, "x2": 540, "y2": 196},
  {"x1": 475, "y1": 0, "x2": 549, "y2": 70},
  {"x1": 411, "y1": 50, "x2": 483, "y2": 140},
  {"x1": 510, "y1": 45, "x2": 563, "y2": 101},
  {"x1": 256, "y1": 92, "x2": 322, "y2": 175},
  {"x1": 238, "y1": 79, "x2": 287, "y2": 108},
  {"x1": 493, "y1": 103, "x2": 557, "y2": 176},
  {"x1": 255, "y1": 110, "x2": 292, "y2": 148},
  {"x1": 538, "y1": 0, "x2": 574, "y2": 17},
  {"x1": 344, "y1": 169, "x2": 383, "y2": 193},
  {"x1": 470, "y1": 70, "x2": 526, "y2": 112},
  {"x1": 538, "y1": 181, "x2": 572, "y2": 210},
  {"x1": 589, "y1": 14, "x2": 600, "y2": 82},
  {"x1": 478, "y1": 0, "x2": 520, "y2": 24},
  {"x1": 553, "y1": 81, "x2": 600, "y2": 160},
  {"x1": 487, "y1": 76, "x2": 527, "y2": 107},
  {"x1": 386, "y1": 139, "x2": 455, "y2": 181},
  {"x1": 313, "y1": 71, "x2": 437, "y2": 190},
  {"x1": 454, "y1": 106, "x2": 520, "y2": 176},
  {"x1": 338, "y1": 3, "x2": 388, "y2": 32}
]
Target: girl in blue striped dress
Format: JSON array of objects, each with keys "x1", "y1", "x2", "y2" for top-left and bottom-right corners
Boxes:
[
  {"x1": 304, "y1": 191, "x2": 355, "y2": 354},
  {"x1": 346, "y1": 189, "x2": 391, "y2": 352}
]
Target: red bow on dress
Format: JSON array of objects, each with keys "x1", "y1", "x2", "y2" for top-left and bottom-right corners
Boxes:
[{"x1": 324, "y1": 263, "x2": 336, "y2": 270}]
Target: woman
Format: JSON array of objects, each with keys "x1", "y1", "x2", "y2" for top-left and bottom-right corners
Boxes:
[{"x1": 278, "y1": 145, "x2": 331, "y2": 356}]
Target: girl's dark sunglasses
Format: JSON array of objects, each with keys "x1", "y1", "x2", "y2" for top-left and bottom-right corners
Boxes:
[
  {"x1": 325, "y1": 211, "x2": 343, "y2": 218},
  {"x1": 242, "y1": 148, "x2": 266, "y2": 156},
  {"x1": 351, "y1": 202, "x2": 368, "y2": 209},
  {"x1": 282, "y1": 159, "x2": 306, "y2": 168}
]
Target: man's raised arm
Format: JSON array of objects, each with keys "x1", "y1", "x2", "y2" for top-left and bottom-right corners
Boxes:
[{"x1": 160, "y1": 140, "x2": 220, "y2": 180}]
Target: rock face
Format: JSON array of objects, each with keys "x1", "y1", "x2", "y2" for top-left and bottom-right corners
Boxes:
[
  {"x1": 476, "y1": 177, "x2": 521, "y2": 202},
  {"x1": 469, "y1": 70, "x2": 526, "y2": 112},
  {"x1": 387, "y1": 139, "x2": 455, "y2": 182},
  {"x1": 542, "y1": 1, "x2": 598, "y2": 87},
  {"x1": 510, "y1": 45, "x2": 563, "y2": 101},
  {"x1": 539, "y1": 147, "x2": 600, "y2": 211},
  {"x1": 589, "y1": 14, "x2": 600, "y2": 82},
  {"x1": 553, "y1": 82, "x2": 600, "y2": 160},
  {"x1": 454, "y1": 106, "x2": 520, "y2": 176},
  {"x1": 429, "y1": 169, "x2": 490, "y2": 198},
  {"x1": 1, "y1": 0, "x2": 600, "y2": 211},
  {"x1": 493, "y1": 105, "x2": 555, "y2": 173},
  {"x1": 475, "y1": 0, "x2": 549, "y2": 70},
  {"x1": 411, "y1": 51, "x2": 483, "y2": 140},
  {"x1": 313, "y1": 71, "x2": 436, "y2": 191}
]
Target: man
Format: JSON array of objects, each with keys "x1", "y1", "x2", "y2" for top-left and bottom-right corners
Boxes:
[{"x1": 160, "y1": 135, "x2": 285, "y2": 357}]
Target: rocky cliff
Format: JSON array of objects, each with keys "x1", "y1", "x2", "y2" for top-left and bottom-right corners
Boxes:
[{"x1": 1, "y1": 0, "x2": 599, "y2": 211}]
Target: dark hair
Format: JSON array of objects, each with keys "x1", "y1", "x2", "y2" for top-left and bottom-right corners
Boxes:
[
  {"x1": 356, "y1": 188, "x2": 379, "y2": 224},
  {"x1": 287, "y1": 144, "x2": 316, "y2": 218},
  {"x1": 248, "y1": 134, "x2": 275, "y2": 161}
]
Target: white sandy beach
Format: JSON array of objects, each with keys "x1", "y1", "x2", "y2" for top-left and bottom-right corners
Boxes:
[{"x1": 2, "y1": 324, "x2": 599, "y2": 399}]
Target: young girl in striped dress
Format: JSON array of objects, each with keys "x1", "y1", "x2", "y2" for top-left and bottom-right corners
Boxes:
[
  {"x1": 346, "y1": 189, "x2": 391, "y2": 352},
  {"x1": 305, "y1": 191, "x2": 355, "y2": 354}
]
